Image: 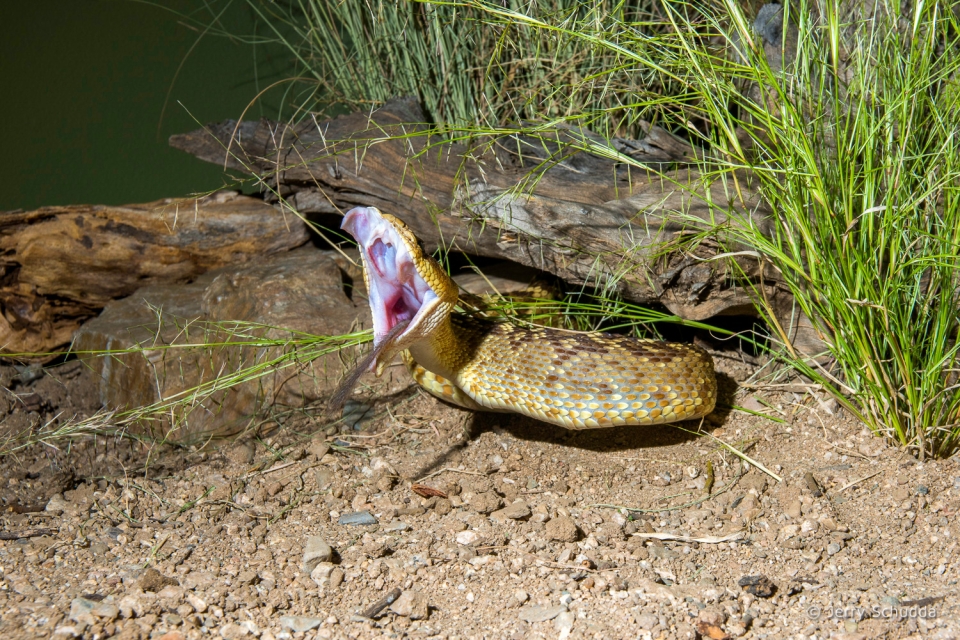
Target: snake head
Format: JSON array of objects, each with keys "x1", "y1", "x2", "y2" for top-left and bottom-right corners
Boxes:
[{"x1": 342, "y1": 206, "x2": 458, "y2": 375}]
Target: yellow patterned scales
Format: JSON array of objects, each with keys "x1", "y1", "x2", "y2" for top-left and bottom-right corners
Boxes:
[{"x1": 341, "y1": 207, "x2": 717, "y2": 429}]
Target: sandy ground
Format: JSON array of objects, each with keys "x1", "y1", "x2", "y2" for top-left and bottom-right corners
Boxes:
[{"x1": 0, "y1": 351, "x2": 958, "y2": 640}]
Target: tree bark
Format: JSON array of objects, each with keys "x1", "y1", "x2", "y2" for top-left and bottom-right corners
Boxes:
[
  {"x1": 171, "y1": 98, "x2": 800, "y2": 329},
  {"x1": 0, "y1": 192, "x2": 308, "y2": 358}
]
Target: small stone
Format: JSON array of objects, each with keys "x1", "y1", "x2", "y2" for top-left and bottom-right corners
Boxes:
[
  {"x1": 45, "y1": 493, "x2": 68, "y2": 515},
  {"x1": 225, "y1": 441, "x2": 256, "y2": 465},
  {"x1": 138, "y1": 567, "x2": 178, "y2": 593},
  {"x1": 315, "y1": 467, "x2": 335, "y2": 490},
  {"x1": 737, "y1": 575, "x2": 776, "y2": 598},
  {"x1": 389, "y1": 590, "x2": 429, "y2": 620},
  {"x1": 266, "y1": 481, "x2": 283, "y2": 497},
  {"x1": 329, "y1": 567, "x2": 345, "y2": 590},
  {"x1": 279, "y1": 615, "x2": 324, "y2": 632},
  {"x1": 916, "y1": 485, "x2": 929, "y2": 495},
  {"x1": 310, "y1": 563, "x2": 336, "y2": 588},
  {"x1": 338, "y1": 511, "x2": 378, "y2": 526},
  {"x1": 180, "y1": 571, "x2": 216, "y2": 590},
  {"x1": 91, "y1": 602, "x2": 120, "y2": 621},
  {"x1": 518, "y1": 604, "x2": 567, "y2": 623},
  {"x1": 467, "y1": 491, "x2": 502, "y2": 514},
  {"x1": 545, "y1": 516, "x2": 579, "y2": 542},
  {"x1": 118, "y1": 594, "x2": 143, "y2": 619},
  {"x1": 827, "y1": 542, "x2": 842, "y2": 556},
  {"x1": 302, "y1": 536, "x2": 334, "y2": 574},
  {"x1": 785, "y1": 499, "x2": 802, "y2": 519},
  {"x1": 186, "y1": 593, "x2": 207, "y2": 614},
  {"x1": 636, "y1": 613, "x2": 659, "y2": 629},
  {"x1": 308, "y1": 439, "x2": 331, "y2": 460},
  {"x1": 342, "y1": 400, "x2": 374, "y2": 430},
  {"x1": 697, "y1": 610, "x2": 725, "y2": 627},
  {"x1": 382, "y1": 519, "x2": 410, "y2": 533},
  {"x1": 236, "y1": 570, "x2": 259, "y2": 586},
  {"x1": 514, "y1": 590, "x2": 529, "y2": 604},
  {"x1": 69, "y1": 597, "x2": 96, "y2": 623},
  {"x1": 554, "y1": 610, "x2": 575, "y2": 634},
  {"x1": 157, "y1": 585, "x2": 184, "y2": 602},
  {"x1": 219, "y1": 623, "x2": 249, "y2": 639},
  {"x1": 455, "y1": 530, "x2": 480, "y2": 546},
  {"x1": 503, "y1": 500, "x2": 531, "y2": 519}
]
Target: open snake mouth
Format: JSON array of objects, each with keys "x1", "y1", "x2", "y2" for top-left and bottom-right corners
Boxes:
[{"x1": 341, "y1": 207, "x2": 441, "y2": 366}]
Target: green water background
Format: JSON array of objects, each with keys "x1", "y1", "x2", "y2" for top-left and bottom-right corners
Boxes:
[{"x1": 1, "y1": 0, "x2": 291, "y2": 211}]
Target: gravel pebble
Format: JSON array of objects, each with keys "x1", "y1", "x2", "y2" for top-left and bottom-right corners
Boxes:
[
  {"x1": 518, "y1": 604, "x2": 567, "y2": 623},
  {"x1": 545, "y1": 516, "x2": 579, "y2": 542},
  {"x1": 279, "y1": 615, "x2": 324, "y2": 632},
  {"x1": 338, "y1": 510, "x2": 378, "y2": 526},
  {"x1": 302, "y1": 536, "x2": 334, "y2": 574},
  {"x1": 390, "y1": 590, "x2": 429, "y2": 619}
]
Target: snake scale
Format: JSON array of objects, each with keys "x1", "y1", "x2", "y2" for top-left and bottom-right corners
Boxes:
[{"x1": 338, "y1": 206, "x2": 716, "y2": 430}]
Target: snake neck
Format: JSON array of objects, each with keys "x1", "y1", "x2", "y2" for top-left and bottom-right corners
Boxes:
[{"x1": 406, "y1": 314, "x2": 489, "y2": 383}]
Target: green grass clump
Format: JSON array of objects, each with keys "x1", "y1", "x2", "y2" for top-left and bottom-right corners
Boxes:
[
  {"x1": 244, "y1": 0, "x2": 677, "y2": 137},
  {"x1": 717, "y1": 1, "x2": 960, "y2": 457},
  {"x1": 426, "y1": 0, "x2": 960, "y2": 456}
]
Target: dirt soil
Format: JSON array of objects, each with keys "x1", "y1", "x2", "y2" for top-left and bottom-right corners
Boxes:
[{"x1": 0, "y1": 351, "x2": 958, "y2": 640}]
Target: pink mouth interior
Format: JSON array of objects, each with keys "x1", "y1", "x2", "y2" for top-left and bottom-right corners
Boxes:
[{"x1": 342, "y1": 208, "x2": 437, "y2": 355}]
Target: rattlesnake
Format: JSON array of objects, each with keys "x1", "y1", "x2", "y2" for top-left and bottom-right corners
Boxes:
[{"x1": 336, "y1": 206, "x2": 716, "y2": 429}]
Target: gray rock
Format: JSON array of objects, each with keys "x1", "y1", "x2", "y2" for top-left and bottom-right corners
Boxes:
[
  {"x1": 279, "y1": 615, "x2": 324, "y2": 632},
  {"x1": 827, "y1": 542, "x2": 842, "y2": 556},
  {"x1": 69, "y1": 597, "x2": 96, "y2": 623},
  {"x1": 519, "y1": 604, "x2": 567, "y2": 623},
  {"x1": 382, "y1": 519, "x2": 410, "y2": 532},
  {"x1": 308, "y1": 440, "x2": 331, "y2": 460},
  {"x1": 339, "y1": 511, "x2": 378, "y2": 526},
  {"x1": 91, "y1": 602, "x2": 119, "y2": 621},
  {"x1": 389, "y1": 590, "x2": 429, "y2": 620},
  {"x1": 314, "y1": 467, "x2": 335, "y2": 490},
  {"x1": 636, "y1": 613, "x2": 659, "y2": 629},
  {"x1": 342, "y1": 400, "x2": 374, "y2": 430},
  {"x1": 302, "y1": 536, "x2": 334, "y2": 574},
  {"x1": 310, "y1": 563, "x2": 336, "y2": 588},
  {"x1": 75, "y1": 247, "x2": 369, "y2": 440},
  {"x1": 554, "y1": 610, "x2": 575, "y2": 633},
  {"x1": 493, "y1": 500, "x2": 531, "y2": 521}
]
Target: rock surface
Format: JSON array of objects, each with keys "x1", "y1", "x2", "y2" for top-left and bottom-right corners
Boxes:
[{"x1": 74, "y1": 246, "x2": 370, "y2": 440}]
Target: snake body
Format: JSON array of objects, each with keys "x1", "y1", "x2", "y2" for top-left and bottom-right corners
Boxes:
[{"x1": 341, "y1": 207, "x2": 716, "y2": 430}]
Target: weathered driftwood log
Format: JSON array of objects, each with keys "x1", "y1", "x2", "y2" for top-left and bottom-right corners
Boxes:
[
  {"x1": 172, "y1": 98, "x2": 815, "y2": 351},
  {"x1": 0, "y1": 191, "x2": 309, "y2": 358}
]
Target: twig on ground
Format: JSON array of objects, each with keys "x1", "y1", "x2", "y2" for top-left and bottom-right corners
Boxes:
[
  {"x1": 631, "y1": 531, "x2": 744, "y2": 544},
  {"x1": 415, "y1": 467, "x2": 488, "y2": 483},
  {"x1": 838, "y1": 470, "x2": 883, "y2": 493},
  {"x1": 358, "y1": 587, "x2": 402, "y2": 619},
  {"x1": 0, "y1": 528, "x2": 56, "y2": 540}
]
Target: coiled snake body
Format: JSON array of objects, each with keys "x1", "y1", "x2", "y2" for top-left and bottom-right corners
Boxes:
[{"x1": 340, "y1": 207, "x2": 716, "y2": 430}]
